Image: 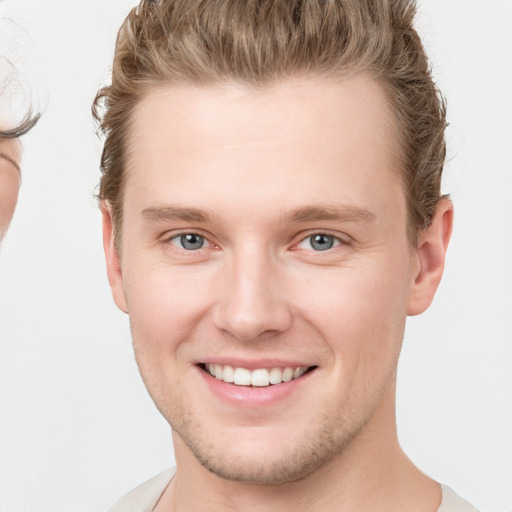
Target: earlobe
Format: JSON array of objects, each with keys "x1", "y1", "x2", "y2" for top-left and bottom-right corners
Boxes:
[
  {"x1": 102, "y1": 204, "x2": 129, "y2": 314},
  {"x1": 407, "y1": 198, "x2": 454, "y2": 316}
]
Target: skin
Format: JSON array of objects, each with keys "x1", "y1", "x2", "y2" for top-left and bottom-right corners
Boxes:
[
  {"x1": 104, "y1": 75, "x2": 453, "y2": 511},
  {"x1": 0, "y1": 137, "x2": 21, "y2": 238}
]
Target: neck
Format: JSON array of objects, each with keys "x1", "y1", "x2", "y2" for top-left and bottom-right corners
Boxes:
[{"x1": 156, "y1": 386, "x2": 441, "y2": 512}]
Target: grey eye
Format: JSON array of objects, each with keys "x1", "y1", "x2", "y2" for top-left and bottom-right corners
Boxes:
[
  {"x1": 308, "y1": 234, "x2": 336, "y2": 251},
  {"x1": 172, "y1": 233, "x2": 205, "y2": 250}
]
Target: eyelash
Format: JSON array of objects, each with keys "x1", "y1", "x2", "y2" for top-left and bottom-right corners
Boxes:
[
  {"x1": 165, "y1": 231, "x2": 347, "y2": 253},
  {"x1": 295, "y1": 233, "x2": 343, "y2": 252},
  {"x1": 167, "y1": 231, "x2": 214, "y2": 251}
]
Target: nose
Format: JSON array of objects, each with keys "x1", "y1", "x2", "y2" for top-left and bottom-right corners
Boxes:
[{"x1": 212, "y1": 248, "x2": 292, "y2": 341}]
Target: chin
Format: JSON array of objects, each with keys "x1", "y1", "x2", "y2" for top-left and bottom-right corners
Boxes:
[
  {"x1": 198, "y1": 450, "x2": 332, "y2": 485},
  {"x1": 173, "y1": 412, "x2": 367, "y2": 485}
]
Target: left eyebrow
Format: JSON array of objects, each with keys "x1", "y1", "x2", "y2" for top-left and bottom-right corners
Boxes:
[
  {"x1": 284, "y1": 205, "x2": 376, "y2": 224},
  {"x1": 0, "y1": 152, "x2": 21, "y2": 174}
]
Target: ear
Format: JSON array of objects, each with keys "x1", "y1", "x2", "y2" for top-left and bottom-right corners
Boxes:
[
  {"x1": 407, "y1": 198, "x2": 454, "y2": 316},
  {"x1": 102, "y1": 204, "x2": 128, "y2": 313}
]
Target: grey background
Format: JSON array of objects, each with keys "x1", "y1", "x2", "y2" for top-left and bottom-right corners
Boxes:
[{"x1": 0, "y1": 1, "x2": 511, "y2": 510}]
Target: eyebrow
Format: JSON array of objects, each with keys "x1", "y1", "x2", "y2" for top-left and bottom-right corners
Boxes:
[
  {"x1": 141, "y1": 204, "x2": 375, "y2": 224},
  {"x1": 141, "y1": 205, "x2": 214, "y2": 222},
  {"x1": 285, "y1": 205, "x2": 376, "y2": 224},
  {"x1": 0, "y1": 152, "x2": 21, "y2": 174}
]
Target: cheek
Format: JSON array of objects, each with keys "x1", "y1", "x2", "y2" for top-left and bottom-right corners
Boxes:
[
  {"x1": 123, "y1": 264, "x2": 202, "y2": 406},
  {"x1": 0, "y1": 169, "x2": 20, "y2": 234},
  {"x1": 123, "y1": 261, "x2": 216, "y2": 350},
  {"x1": 292, "y1": 260, "x2": 411, "y2": 374}
]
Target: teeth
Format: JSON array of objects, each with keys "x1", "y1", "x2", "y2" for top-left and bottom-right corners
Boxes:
[
  {"x1": 269, "y1": 367, "x2": 282, "y2": 385},
  {"x1": 222, "y1": 365, "x2": 234, "y2": 383},
  {"x1": 282, "y1": 367, "x2": 294, "y2": 382},
  {"x1": 204, "y1": 364, "x2": 310, "y2": 387},
  {"x1": 293, "y1": 367, "x2": 307, "y2": 379},
  {"x1": 233, "y1": 368, "x2": 251, "y2": 385},
  {"x1": 251, "y1": 369, "x2": 269, "y2": 387}
]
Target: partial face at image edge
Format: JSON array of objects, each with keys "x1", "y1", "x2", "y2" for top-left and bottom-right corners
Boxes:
[{"x1": 0, "y1": 137, "x2": 21, "y2": 239}]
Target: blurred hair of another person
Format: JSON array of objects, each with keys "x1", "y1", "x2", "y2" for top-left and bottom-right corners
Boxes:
[{"x1": 0, "y1": 16, "x2": 42, "y2": 239}]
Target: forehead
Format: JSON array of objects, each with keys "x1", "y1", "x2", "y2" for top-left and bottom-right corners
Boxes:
[
  {"x1": 129, "y1": 75, "x2": 398, "y2": 157},
  {"x1": 124, "y1": 76, "x2": 404, "y2": 226}
]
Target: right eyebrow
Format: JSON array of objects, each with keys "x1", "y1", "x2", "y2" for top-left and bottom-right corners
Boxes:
[
  {"x1": 141, "y1": 205, "x2": 214, "y2": 223},
  {"x1": 0, "y1": 152, "x2": 21, "y2": 174}
]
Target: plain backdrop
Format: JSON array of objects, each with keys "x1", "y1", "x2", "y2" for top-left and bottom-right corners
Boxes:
[{"x1": 0, "y1": 1, "x2": 510, "y2": 511}]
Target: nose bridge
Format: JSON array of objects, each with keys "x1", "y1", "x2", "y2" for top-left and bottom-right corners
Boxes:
[{"x1": 213, "y1": 242, "x2": 291, "y2": 340}]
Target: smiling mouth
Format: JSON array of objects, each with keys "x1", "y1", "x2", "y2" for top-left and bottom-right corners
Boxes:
[{"x1": 201, "y1": 363, "x2": 316, "y2": 387}]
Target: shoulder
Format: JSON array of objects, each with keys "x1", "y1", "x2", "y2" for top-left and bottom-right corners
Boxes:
[
  {"x1": 107, "y1": 468, "x2": 176, "y2": 512},
  {"x1": 438, "y1": 485, "x2": 480, "y2": 512}
]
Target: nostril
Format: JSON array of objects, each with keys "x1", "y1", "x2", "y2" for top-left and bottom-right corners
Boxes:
[{"x1": 211, "y1": 286, "x2": 293, "y2": 341}]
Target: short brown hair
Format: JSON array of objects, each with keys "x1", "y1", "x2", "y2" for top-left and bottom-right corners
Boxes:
[{"x1": 93, "y1": 0, "x2": 447, "y2": 244}]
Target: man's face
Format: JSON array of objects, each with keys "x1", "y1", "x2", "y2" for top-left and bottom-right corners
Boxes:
[
  {"x1": 106, "y1": 76, "x2": 432, "y2": 483},
  {"x1": 0, "y1": 137, "x2": 21, "y2": 238}
]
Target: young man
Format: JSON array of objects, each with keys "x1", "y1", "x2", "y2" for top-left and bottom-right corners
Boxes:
[{"x1": 95, "y1": 1, "x2": 479, "y2": 510}]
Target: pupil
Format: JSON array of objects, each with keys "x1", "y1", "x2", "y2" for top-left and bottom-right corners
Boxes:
[
  {"x1": 181, "y1": 234, "x2": 204, "y2": 250},
  {"x1": 311, "y1": 234, "x2": 333, "y2": 251}
]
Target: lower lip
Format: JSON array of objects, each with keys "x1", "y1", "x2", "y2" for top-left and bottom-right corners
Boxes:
[{"x1": 197, "y1": 366, "x2": 314, "y2": 407}]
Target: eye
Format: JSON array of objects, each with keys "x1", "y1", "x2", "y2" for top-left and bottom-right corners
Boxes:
[
  {"x1": 297, "y1": 233, "x2": 341, "y2": 251},
  {"x1": 169, "y1": 233, "x2": 206, "y2": 250}
]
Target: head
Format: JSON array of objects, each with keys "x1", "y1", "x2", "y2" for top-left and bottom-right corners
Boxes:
[
  {"x1": 96, "y1": 0, "x2": 453, "y2": 485},
  {"x1": 0, "y1": 16, "x2": 41, "y2": 239}
]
